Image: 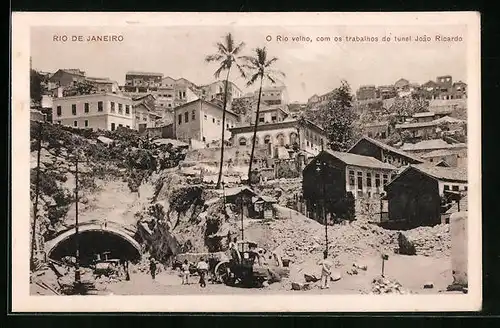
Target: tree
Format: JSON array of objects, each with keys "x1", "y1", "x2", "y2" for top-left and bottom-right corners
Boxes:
[
  {"x1": 388, "y1": 97, "x2": 429, "y2": 119},
  {"x1": 314, "y1": 80, "x2": 359, "y2": 151},
  {"x1": 242, "y1": 47, "x2": 285, "y2": 188},
  {"x1": 205, "y1": 33, "x2": 247, "y2": 189},
  {"x1": 30, "y1": 69, "x2": 43, "y2": 106}
]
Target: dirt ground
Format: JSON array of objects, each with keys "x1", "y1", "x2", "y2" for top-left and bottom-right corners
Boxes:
[{"x1": 92, "y1": 253, "x2": 452, "y2": 295}]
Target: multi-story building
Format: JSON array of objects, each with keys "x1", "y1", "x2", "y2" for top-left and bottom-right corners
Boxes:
[
  {"x1": 394, "y1": 78, "x2": 410, "y2": 92},
  {"x1": 52, "y1": 93, "x2": 134, "y2": 131},
  {"x1": 253, "y1": 105, "x2": 289, "y2": 124},
  {"x1": 48, "y1": 69, "x2": 86, "y2": 89},
  {"x1": 124, "y1": 71, "x2": 163, "y2": 92},
  {"x1": 257, "y1": 85, "x2": 288, "y2": 106},
  {"x1": 229, "y1": 117, "x2": 327, "y2": 158},
  {"x1": 200, "y1": 81, "x2": 243, "y2": 109},
  {"x1": 85, "y1": 77, "x2": 120, "y2": 94},
  {"x1": 356, "y1": 85, "x2": 377, "y2": 101},
  {"x1": 377, "y1": 85, "x2": 397, "y2": 100},
  {"x1": 173, "y1": 99, "x2": 239, "y2": 144}
]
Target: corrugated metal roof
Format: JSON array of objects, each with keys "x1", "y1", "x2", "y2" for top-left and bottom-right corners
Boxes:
[{"x1": 323, "y1": 150, "x2": 397, "y2": 170}]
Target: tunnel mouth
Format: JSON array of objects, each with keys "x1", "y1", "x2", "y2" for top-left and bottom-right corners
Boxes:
[{"x1": 48, "y1": 230, "x2": 142, "y2": 266}]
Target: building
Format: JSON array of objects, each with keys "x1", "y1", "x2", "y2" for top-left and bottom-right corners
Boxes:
[
  {"x1": 85, "y1": 77, "x2": 120, "y2": 94},
  {"x1": 385, "y1": 164, "x2": 467, "y2": 227},
  {"x1": 302, "y1": 150, "x2": 397, "y2": 223},
  {"x1": 401, "y1": 139, "x2": 467, "y2": 155},
  {"x1": 307, "y1": 89, "x2": 335, "y2": 106},
  {"x1": 30, "y1": 109, "x2": 46, "y2": 122},
  {"x1": 257, "y1": 85, "x2": 288, "y2": 106},
  {"x1": 48, "y1": 69, "x2": 86, "y2": 88},
  {"x1": 348, "y1": 136, "x2": 424, "y2": 167},
  {"x1": 420, "y1": 149, "x2": 467, "y2": 167},
  {"x1": 52, "y1": 93, "x2": 134, "y2": 131},
  {"x1": 156, "y1": 77, "x2": 200, "y2": 109},
  {"x1": 377, "y1": 85, "x2": 397, "y2": 100},
  {"x1": 132, "y1": 100, "x2": 162, "y2": 132},
  {"x1": 394, "y1": 78, "x2": 410, "y2": 91},
  {"x1": 229, "y1": 118, "x2": 327, "y2": 158},
  {"x1": 434, "y1": 76, "x2": 467, "y2": 100},
  {"x1": 253, "y1": 105, "x2": 289, "y2": 124},
  {"x1": 395, "y1": 120, "x2": 439, "y2": 140},
  {"x1": 200, "y1": 80, "x2": 243, "y2": 109},
  {"x1": 173, "y1": 99, "x2": 239, "y2": 144},
  {"x1": 356, "y1": 85, "x2": 377, "y2": 101},
  {"x1": 412, "y1": 111, "x2": 438, "y2": 123},
  {"x1": 124, "y1": 71, "x2": 163, "y2": 92},
  {"x1": 362, "y1": 122, "x2": 390, "y2": 139}
]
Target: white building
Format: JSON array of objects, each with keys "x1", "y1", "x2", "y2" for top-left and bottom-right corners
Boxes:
[
  {"x1": 52, "y1": 93, "x2": 134, "y2": 131},
  {"x1": 173, "y1": 99, "x2": 239, "y2": 144},
  {"x1": 257, "y1": 85, "x2": 289, "y2": 106}
]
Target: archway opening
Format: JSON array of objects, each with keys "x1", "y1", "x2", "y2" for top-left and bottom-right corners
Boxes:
[{"x1": 48, "y1": 230, "x2": 142, "y2": 266}]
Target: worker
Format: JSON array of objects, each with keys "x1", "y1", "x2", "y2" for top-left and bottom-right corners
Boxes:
[
  {"x1": 196, "y1": 257, "x2": 209, "y2": 288},
  {"x1": 317, "y1": 250, "x2": 333, "y2": 289},
  {"x1": 149, "y1": 257, "x2": 157, "y2": 280},
  {"x1": 181, "y1": 260, "x2": 190, "y2": 285}
]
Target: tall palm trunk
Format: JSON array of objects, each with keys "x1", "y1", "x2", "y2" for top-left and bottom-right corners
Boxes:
[
  {"x1": 216, "y1": 69, "x2": 232, "y2": 189},
  {"x1": 247, "y1": 76, "x2": 264, "y2": 188}
]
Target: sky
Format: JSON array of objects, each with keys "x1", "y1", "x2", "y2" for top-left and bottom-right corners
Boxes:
[{"x1": 31, "y1": 25, "x2": 467, "y2": 102}]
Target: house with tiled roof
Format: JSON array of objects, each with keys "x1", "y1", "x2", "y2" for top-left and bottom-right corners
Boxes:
[
  {"x1": 48, "y1": 68, "x2": 87, "y2": 88},
  {"x1": 348, "y1": 136, "x2": 424, "y2": 167},
  {"x1": 384, "y1": 164, "x2": 467, "y2": 227},
  {"x1": 302, "y1": 149, "x2": 398, "y2": 224}
]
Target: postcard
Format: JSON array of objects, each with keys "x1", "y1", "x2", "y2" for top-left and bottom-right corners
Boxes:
[{"x1": 11, "y1": 11, "x2": 481, "y2": 312}]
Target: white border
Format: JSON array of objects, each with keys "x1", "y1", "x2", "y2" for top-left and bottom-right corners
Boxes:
[{"x1": 11, "y1": 12, "x2": 482, "y2": 312}]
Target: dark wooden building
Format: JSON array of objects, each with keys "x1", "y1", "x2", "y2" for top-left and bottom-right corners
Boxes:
[
  {"x1": 303, "y1": 150, "x2": 396, "y2": 224},
  {"x1": 348, "y1": 136, "x2": 424, "y2": 167},
  {"x1": 385, "y1": 164, "x2": 467, "y2": 228}
]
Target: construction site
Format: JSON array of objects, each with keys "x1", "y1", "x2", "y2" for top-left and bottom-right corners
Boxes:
[{"x1": 29, "y1": 123, "x2": 468, "y2": 296}]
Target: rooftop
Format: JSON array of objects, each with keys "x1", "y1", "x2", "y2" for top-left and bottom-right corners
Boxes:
[
  {"x1": 413, "y1": 164, "x2": 467, "y2": 182},
  {"x1": 126, "y1": 71, "x2": 163, "y2": 77},
  {"x1": 413, "y1": 111, "x2": 435, "y2": 118},
  {"x1": 401, "y1": 139, "x2": 467, "y2": 151},
  {"x1": 395, "y1": 121, "x2": 438, "y2": 129},
  {"x1": 421, "y1": 148, "x2": 463, "y2": 158},
  {"x1": 174, "y1": 99, "x2": 238, "y2": 116},
  {"x1": 323, "y1": 150, "x2": 397, "y2": 170},
  {"x1": 433, "y1": 116, "x2": 465, "y2": 125},
  {"x1": 348, "y1": 136, "x2": 424, "y2": 163}
]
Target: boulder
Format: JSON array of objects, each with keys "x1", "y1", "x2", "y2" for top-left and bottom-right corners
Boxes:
[
  {"x1": 397, "y1": 232, "x2": 417, "y2": 255},
  {"x1": 353, "y1": 263, "x2": 368, "y2": 271},
  {"x1": 304, "y1": 274, "x2": 319, "y2": 282},
  {"x1": 291, "y1": 282, "x2": 311, "y2": 291},
  {"x1": 330, "y1": 270, "x2": 342, "y2": 282}
]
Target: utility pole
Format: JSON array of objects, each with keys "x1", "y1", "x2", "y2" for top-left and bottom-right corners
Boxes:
[
  {"x1": 74, "y1": 154, "x2": 81, "y2": 283},
  {"x1": 30, "y1": 121, "x2": 43, "y2": 270},
  {"x1": 240, "y1": 194, "x2": 244, "y2": 241},
  {"x1": 321, "y1": 139, "x2": 328, "y2": 256}
]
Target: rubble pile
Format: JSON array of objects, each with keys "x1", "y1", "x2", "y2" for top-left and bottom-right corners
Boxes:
[
  {"x1": 401, "y1": 224, "x2": 451, "y2": 257},
  {"x1": 256, "y1": 178, "x2": 302, "y2": 208},
  {"x1": 371, "y1": 276, "x2": 410, "y2": 294}
]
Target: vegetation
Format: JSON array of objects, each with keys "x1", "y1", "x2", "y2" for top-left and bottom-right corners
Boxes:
[
  {"x1": 30, "y1": 69, "x2": 44, "y2": 106},
  {"x1": 205, "y1": 33, "x2": 247, "y2": 189},
  {"x1": 242, "y1": 46, "x2": 285, "y2": 187}
]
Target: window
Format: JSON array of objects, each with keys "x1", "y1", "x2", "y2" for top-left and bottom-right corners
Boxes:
[
  {"x1": 110, "y1": 102, "x2": 115, "y2": 112},
  {"x1": 444, "y1": 185, "x2": 450, "y2": 191},
  {"x1": 192, "y1": 110, "x2": 195, "y2": 120},
  {"x1": 72, "y1": 104, "x2": 77, "y2": 115},
  {"x1": 111, "y1": 123, "x2": 115, "y2": 131},
  {"x1": 73, "y1": 120, "x2": 78, "y2": 127},
  {"x1": 259, "y1": 117, "x2": 265, "y2": 123},
  {"x1": 125, "y1": 105, "x2": 130, "y2": 114},
  {"x1": 226, "y1": 123, "x2": 230, "y2": 129},
  {"x1": 382, "y1": 174, "x2": 388, "y2": 185},
  {"x1": 349, "y1": 170, "x2": 355, "y2": 186},
  {"x1": 212, "y1": 118, "x2": 215, "y2": 123},
  {"x1": 126, "y1": 125, "x2": 130, "y2": 128},
  {"x1": 307, "y1": 141, "x2": 310, "y2": 147},
  {"x1": 452, "y1": 185, "x2": 459, "y2": 191},
  {"x1": 182, "y1": 91, "x2": 186, "y2": 98},
  {"x1": 178, "y1": 114, "x2": 182, "y2": 125},
  {"x1": 118, "y1": 104, "x2": 123, "y2": 114},
  {"x1": 239, "y1": 137, "x2": 247, "y2": 146},
  {"x1": 217, "y1": 120, "x2": 220, "y2": 125},
  {"x1": 464, "y1": 186, "x2": 468, "y2": 191},
  {"x1": 366, "y1": 172, "x2": 372, "y2": 187},
  {"x1": 264, "y1": 135, "x2": 271, "y2": 144},
  {"x1": 375, "y1": 174, "x2": 381, "y2": 187},
  {"x1": 143, "y1": 117, "x2": 147, "y2": 121},
  {"x1": 202, "y1": 136, "x2": 206, "y2": 142},
  {"x1": 84, "y1": 103, "x2": 89, "y2": 113},
  {"x1": 56, "y1": 106, "x2": 62, "y2": 116},
  {"x1": 98, "y1": 101, "x2": 103, "y2": 112},
  {"x1": 119, "y1": 124, "x2": 123, "y2": 127},
  {"x1": 357, "y1": 172, "x2": 363, "y2": 190},
  {"x1": 271, "y1": 116, "x2": 277, "y2": 122},
  {"x1": 184, "y1": 112, "x2": 189, "y2": 123},
  {"x1": 57, "y1": 120, "x2": 61, "y2": 124},
  {"x1": 204, "y1": 114, "x2": 207, "y2": 120},
  {"x1": 84, "y1": 120, "x2": 89, "y2": 127}
]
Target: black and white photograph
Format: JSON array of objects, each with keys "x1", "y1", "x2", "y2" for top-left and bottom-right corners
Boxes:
[{"x1": 12, "y1": 12, "x2": 481, "y2": 312}]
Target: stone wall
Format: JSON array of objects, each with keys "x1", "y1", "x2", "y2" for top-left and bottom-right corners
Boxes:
[{"x1": 450, "y1": 211, "x2": 467, "y2": 287}]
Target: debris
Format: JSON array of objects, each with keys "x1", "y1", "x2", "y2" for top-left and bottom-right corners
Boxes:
[
  {"x1": 423, "y1": 282, "x2": 434, "y2": 289},
  {"x1": 304, "y1": 273, "x2": 319, "y2": 282},
  {"x1": 371, "y1": 276, "x2": 409, "y2": 294},
  {"x1": 397, "y1": 232, "x2": 417, "y2": 255},
  {"x1": 291, "y1": 282, "x2": 311, "y2": 291},
  {"x1": 353, "y1": 263, "x2": 367, "y2": 271}
]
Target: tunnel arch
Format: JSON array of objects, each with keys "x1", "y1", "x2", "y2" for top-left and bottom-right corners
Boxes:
[{"x1": 45, "y1": 224, "x2": 142, "y2": 264}]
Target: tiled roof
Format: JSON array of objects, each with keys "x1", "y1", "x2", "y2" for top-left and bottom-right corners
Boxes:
[
  {"x1": 348, "y1": 136, "x2": 424, "y2": 163},
  {"x1": 401, "y1": 139, "x2": 467, "y2": 151},
  {"x1": 396, "y1": 121, "x2": 438, "y2": 129},
  {"x1": 323, "y1": 150, "x2": 397, "y2": 170},
  {"x1": 433, "y1": 116, "x2": 465, "y2": 124},
  {"x1": 421, "y1": 149, "x2": 462, "y2": 158},
  {"x1": 412, "y1": 164, "x2": 467, "y2": 182},
  {"x1": 174, "y1": 99, "x2": 238, "y2": 116},
  {"x1": 413, "y1": 111, "x2": 435, "y2": 118},
  {"x1": 126, "y1": 71, "x2": 163, "y2": 77}
]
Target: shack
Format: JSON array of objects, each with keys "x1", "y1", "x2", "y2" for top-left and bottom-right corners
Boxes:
[
  {"x1": 385, "y1": 164, "x2": 467, "y2": 228},
  {"x1": 217, "y1": 186, "x2": 258, "y2": 218},
  {"x1": 252, "y1": 195, "x2": 277, "y2": 220}
]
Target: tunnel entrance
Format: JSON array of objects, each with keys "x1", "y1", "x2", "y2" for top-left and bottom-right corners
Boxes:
[{"x1": 47, "y1": 228, "x2": 142, "y2": 266}]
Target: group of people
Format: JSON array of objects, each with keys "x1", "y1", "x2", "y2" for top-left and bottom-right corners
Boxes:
[{"x1": 149, "y1": 257, "x2": 210, "y2": 288}]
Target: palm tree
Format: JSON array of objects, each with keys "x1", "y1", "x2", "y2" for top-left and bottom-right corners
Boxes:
[
  {"x1": 205, "y1": 33, "x2": 247, "y2": 189},
  {"x1": 242, "y1": 47, "x2": 285, "y2": 188}
]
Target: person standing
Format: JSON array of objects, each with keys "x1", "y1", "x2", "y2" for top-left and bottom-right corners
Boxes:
[
  {"x1": 196, "y1": 257, "x2": 209, "y2": 288},
  {"x1": 149, "y1": 257, "x2": 157, "y2": 280},
  {"x1": 317, "y1": 250, "x2": 333, "y2": 289},
  {"x1": 181, "y1": 260, "x2": 190, "y2": 285}
]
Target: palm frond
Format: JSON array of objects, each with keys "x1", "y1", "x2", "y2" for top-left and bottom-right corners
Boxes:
[
  {"x1": 216, "y1": 42, "x2": 229, "y2": 55},
  {"x1": 234, "y1": 62, "x2": 247, "y2": 79},
  {"x1": 232, "y1": 41, "x2": 246, "y2": 55},
  {"x1": 246, "y1": 72, "x2": 261, "y2": 87},
  {"x1": 205, "y1": 54, "x2": 224, "y2": 63},
  {"x1": 213, "y1": 65, "x2": 225, "y2": 79},
  {"x1": 264, "y1": 57, "x2": 278, "y2": 67},
  {"x1": 256, "y1": 47, "x2": 267, "y2": 65},
  {"x1": 224, "y1": 33, "x2": 234, "y2": 52}
]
